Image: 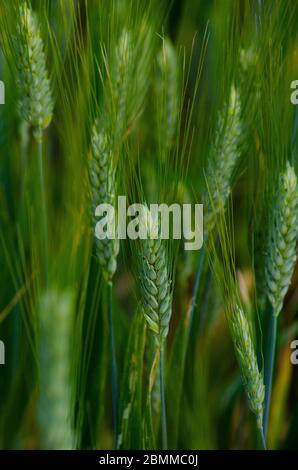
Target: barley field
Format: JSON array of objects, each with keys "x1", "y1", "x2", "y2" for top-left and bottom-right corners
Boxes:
[{"x1": 0, "y1": 0, "x2": 298, "y2": 451}]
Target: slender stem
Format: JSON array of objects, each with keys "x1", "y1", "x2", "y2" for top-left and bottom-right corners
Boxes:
[
  {"x1": 198, "y1": 263, "x2": 212, "y2": 333},
  {"x1": 184, "y1": 246, "x2": 206, "y2": 392},
  {"x1": 38, "y1": 137, "x2": 48, "y2": 286},
  {"x1": 159, "y1": 344, "x2": 167, "y2": 450},
  {"x1": 20, "y1": 121, "x2": 29, "y2": 201},
  {"x1": 187, "y1": 246, "x2": 205, "y2": 343},
  {"x1": 263, "y1": 310, "x2": 278, "y2": 440},
  {"x1": 107, "y1": 282, "x2": 119, "y2": 445},
  {"x1": 259, "y1": 425, "x2": 267, "y2": 450}
]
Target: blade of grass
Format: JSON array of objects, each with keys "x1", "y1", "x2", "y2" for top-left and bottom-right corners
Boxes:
[
  {"x1": 38, "y1": 139, "x2": 48, "y2": 287},
  {"x1": 159, "y1": 344, "x2": 167, "y2": 450},
  {"x1": 263, "y1": 308, "x2": 277, "y2": 439},
  {"x1": 107, "y1": 282, "x2": 119, "y2": 445},
  {"x1": 118, "y1": 310, "x2": 146, "y2": 450}
]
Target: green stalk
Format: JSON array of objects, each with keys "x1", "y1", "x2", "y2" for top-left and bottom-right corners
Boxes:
[
  {"x1": 263, "y1": 309, "x2": 278, "y2": 440},
  {"x1": 259, "y1": 426, "x2": 267, "y2": 450},
  {"x1": 107, "y1": 282, "x2": 119, "y2": 445},
  {"x1": 187, "y1": 246, "x2": 206, "y2": 342},
  {"x1": 159, "y1": 345, "x2": 167, "y2": 450},
  {"x1": 184, "y1": 247, "x2": 206, "y2": 389},
  {"x1": 38, "y1": 136, "x2": 48, "y2": 286},
  {"x1": 20, "y1": 121, "x2": 29, "y2": 197},
  {"x1": 198, "y1": 264, "x2": 212, "y2": 333}
]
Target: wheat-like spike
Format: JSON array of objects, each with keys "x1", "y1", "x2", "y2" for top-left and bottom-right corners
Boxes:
[
  {"x1": 38, "y1": 290, "x2": 74, "y2": 450},
  {"x1": 15, "y1": 3, "x2": 53, "y2": 141},
  {"x1": 239, "y1": 46, "x2": 261, "y2": 124},
  {"x1": 89, "y1": 119, "x2": 119, "y2": 283},
  {"x1": 265, "y1": 162, "x2": 298, "y2": 316},
  {"x1": 139, "y1": 208, "x2": 172, "y2": 346},
  {"x1": 240, "y1": 47, "x2": 258, "y2": 73},
  {"x1": 112, "y1": 29, "x2": 133, "y2": 142},
  {"x1": 204, "y1": 85, "x2": 242, "y2": 234},
  {"x1": 155, "y1": 38, "x2": 179, "y2": 154},
  {"x1": 239, "y1": 46, "x2": 260, "y2": 101},
  {"x1": 231, "y1": 306, "x2": 265, "y2": 430},
  {"x1": 129, "y1": 19, "x2": 153, "y2": 123}
]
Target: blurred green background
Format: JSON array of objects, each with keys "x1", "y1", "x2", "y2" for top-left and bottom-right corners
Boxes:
[{"x1": 0, "y1": 0, "x2": 298, "y2": 450}]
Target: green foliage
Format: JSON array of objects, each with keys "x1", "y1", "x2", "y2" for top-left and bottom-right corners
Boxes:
[
  {"x1": 0, "y1": 0, "x2": 297, "y2": 451},
  {"x1": 118, "y1": 310, "x2": 146, "y2": 450},
  {"x1": 38, "y1": 289, "x2": 74, "y2": 449}
]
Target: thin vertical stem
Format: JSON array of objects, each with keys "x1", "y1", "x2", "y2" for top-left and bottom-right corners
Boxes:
[
  {"x1": 258, "y1": 424, "x2": 267, "y2": 450},
  {"x1": 187, "y1": 246, "x2": 205, "y2": 343},
  {"x1": 184, "y1": 246, "x2": 206, "y2": 394},
  {"x1": 38, "y1": 137, "x2": 48, "y2": 286},
  {"x1": 198, "y1": 263, "x2": 212, "y2": 333},
  {"x1": 20, "y1": 121, "x2": 29, "y2": 199},
  {"x1": 107, "y1": 282, "x2": 119, "y2": 445},
  {"x1": 263, "y1": 310, "x2": 278, "y2": 440},
  {"x1": 159, "y1": 344, "x2": 167, "y2": 450}
]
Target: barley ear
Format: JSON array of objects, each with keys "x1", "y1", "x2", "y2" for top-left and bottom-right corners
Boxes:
[
  {"x1": 112, "y1": 29, "x2": 133, "y2": 143},
  {"x1": 240, "y1": 47, "x2": 258, "y2": 73},
  {"x1": 155, "y1": 38, "x2": 179, "y2": 156},
  {"x1": 89, "y1": 119, "x2": 119, "y2": 283},
  {"x1": 15, "y1": 3, "x2": 53, "y2": 141},
  {"x1": 265, "y1": 162, "x2": 298, "y2": 316},
  {"x1": 231, "y1": 306, "x2": 265, "y2": 431},
  {"x1": 38, "y1": 290, "x2": 74, "y2": 450},
  {"x1": 138, "y1": 208, "x2": 172, "y2": 347},
  {"x1": 204, "y1": 85, "x2": 242, "y2": 234}
]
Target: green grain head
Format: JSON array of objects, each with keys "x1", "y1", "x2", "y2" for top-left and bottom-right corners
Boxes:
[
  {"x1": 89, "y1": 119, "x2": 119, "y2": 284},
  {"x1": 265, "y1": 162, "x2": 298, "y2": 316},
  {"x1": 155, "y1": 38, "x2": 179, "y2": 156},
  {"x1": 38, "y1": 290, "x2": 74, "y2": 450},
  {"x1": 231, "y1": 306, "x2": 265, "y2": 431},
  {"x1": 15, "y1": 3, "x2": 53, "y2": 141},
  {"x1": 208, "y1": 198, "x2": 264, "y2": 432},
  {"x1": 138, "y1": 207, "x2": 172, "y2": 347},
  {"x1": 204, "y1": 85, "x2": 242, "y2": 235},
  {"x1": 111, "y1": 29, "x2": 133, "y2": 143}
]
